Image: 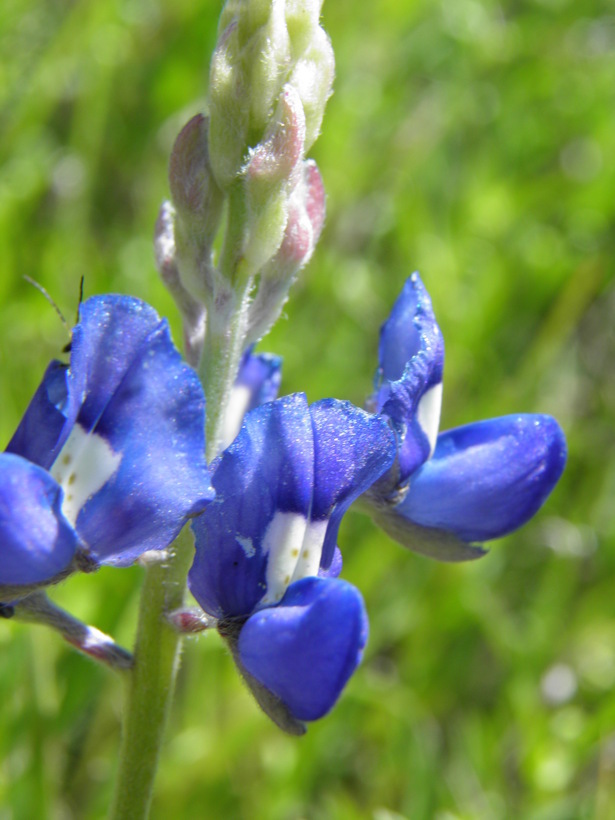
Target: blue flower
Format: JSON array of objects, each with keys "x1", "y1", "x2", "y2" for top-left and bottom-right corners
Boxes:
[
  {"x1": 366, "y1": 273, "x2": 567, "y2": 561},
  {"x1": 0, "y1": 294, "x2": 213, "y2": 599},
  {"x1": 188, "y1": 393, "x2": 396, "y2": 732}
]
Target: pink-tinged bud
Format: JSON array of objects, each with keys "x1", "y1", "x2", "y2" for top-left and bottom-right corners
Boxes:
[
  {"x1": 154, "y1": 201, "x2": 206, "y2": 366},
  {"x1": 167, "y1": 607, "x2": 217, "y2": 634},
  {"x1": 246, "y1": 85, "x2": 306, "y2": 186},
  {"x1": 246, "y1": 159, "x2": 326, "y2": 344},
  {"x1": 276, "y1": 159, "x2": 325, "y2": 268},
  {"x1": 303, "y1": 159, "x2": 326, "y2": 247},
  {"x1": 168, "y1": 115, "x2": 224, "y2": 243}
]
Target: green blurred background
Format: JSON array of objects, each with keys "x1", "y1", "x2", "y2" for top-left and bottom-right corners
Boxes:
[{"x1": 1, "y1": 0, "x2": 614, "y2": 817}]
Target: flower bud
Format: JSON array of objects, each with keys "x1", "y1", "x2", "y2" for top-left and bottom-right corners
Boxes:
[
  {"x1": 239, "y1": 85, "x2": 307, "y2": 277},
  {"x1": 208, "y1": 0, "x2": 332, "y2": 189},
  {"x1": 167, "y1": 607, "x2": 217, "y2": 634},
  {"x1": 154, "y1": 201, "x2": 206, "y2": 366},
  {"x1": 169, "y1": 114, "x2": 224, "y2": 245},
  {"x1": 247, "y1": 159, "x2": 326, "y2": 342},
  {"x1": 208, "y1": 21, "x2": 250, "y2": 189},
  {"x1": 288, "y1": 26, "x2": 334, "y2": 151},
  {"x1": 246, "y1": 85, "x2": 305, "y2": 187}
]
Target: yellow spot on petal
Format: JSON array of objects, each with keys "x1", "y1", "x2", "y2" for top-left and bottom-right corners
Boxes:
[
  {"x1": 284, "y1": 575, "x2": 290, "y2": 585},
  {"x1": 62, "y1": 454, "x2": 72, "y2": 466},
  {"x1": 291, "y1": 548, "x2": 299, "y2": 557},
  {"x1": 303, "y1": 550, "x2": 309, "y2": 559},
  {"x1": 68, "y1": 473, "x2": 77, "y2": 486}
]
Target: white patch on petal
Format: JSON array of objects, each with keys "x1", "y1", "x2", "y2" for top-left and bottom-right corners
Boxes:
[
  {"x1": 260, "y1": 511, "x2": 308, "y2": 606},
  {"x1": 220, "y1": 384, "x2": 252, "y2": 450},
  {"x1": 291, "y1": 519, "x2": 328, "y2": 584},
  {"x1": 417, "y1": 382, "x2": 443, "y2": 456},
  {"x1": 237, "y1": 535, "x2": 256, "y2": 559},
  {"x1": 50, "y1": 423, "x2": 122, "y2": 525}
]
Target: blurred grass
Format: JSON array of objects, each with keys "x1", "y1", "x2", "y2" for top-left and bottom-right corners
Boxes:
[{"x1": 1, "y1": 0, "x2": 614, "y2": 817}]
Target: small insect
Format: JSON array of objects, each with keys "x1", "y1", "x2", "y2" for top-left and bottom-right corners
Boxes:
[{"x1": 23, "y1": 275, "x2": 85, "y2": 353}]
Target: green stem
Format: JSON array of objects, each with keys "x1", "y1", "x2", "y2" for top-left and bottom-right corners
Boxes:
[
  {"x1": 110, "y1": 170, "x2": 254, "y2": 820},
  {"x1": 109, "y1": 526, "x2": 195, "y2": 820},
  {"x1": 199, "y1": 283, "x2": 251, "y2": 461},
  {"x1": 200, "y1": 183, "x2": 253, "y2": 462}
]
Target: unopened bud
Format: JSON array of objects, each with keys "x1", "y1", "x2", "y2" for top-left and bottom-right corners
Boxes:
[
  {"x1": 154, "y1": 202, "x2": 207, "y2": 366},
  {"x1": 246, "y1": 85, "x2": 305, "y2": 187},
  {"x1": 243, "y1": 0, "x2": 291, "y2": 135},
  {"x1": 247, "y1": 159, "x2": 325, "y2": 343},
  {"x1": 208, "y1": 21, "x2": 250, "y2": 188},
  {"x1": 167, "y1": 606, "x2": 217, "y2": 634},
  {"x1": 169, "y1": 114, "x2": 224, "y2": 241},
  {"x1": 285, "y1": 0, "x2": 325, "y2": 54},
  {"x1": 238, "y1": 85, "x2": 307, "y2": 277},
  {"x1": 288, "y1": 26, "x2": 334, "y2": 151},
  {"x1": 274, "y1": 159, "x2": 325, "y2": 270}
]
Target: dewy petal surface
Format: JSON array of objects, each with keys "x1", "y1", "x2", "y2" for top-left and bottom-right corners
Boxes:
[
  {"x1": 69, "y1": 316, "x2": 213, "y2": 565},
  {"x1": 397, "y1": 414, "x2": 567, "y2": 542},
  {"x1": 189, "y1": 394, "x2": 314, "y2": 619},
  {"x1": 238, "y1": 576, "x2": 368, "y2": 722},
  {"x1": 374, "y1": 273, "x2": 444, "y2": 485},
  {"x1": 69, "y1": 295, "x2": 164, "y2": 433},
  {"x1": 310, "y1": 399, "x2": 396, "y2": 569},
  {"x1": 0, "y1": 454, "x2": 79, "y2": 586},
  {"x1": 6, "y1": 361, "x2": 82, "y2": 470}
]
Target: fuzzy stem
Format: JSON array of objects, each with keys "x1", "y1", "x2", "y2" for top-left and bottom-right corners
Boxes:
[
  {"x1": 13, "y1": 592, "x2": 133, "y2": 671},
  {"x1": 109, "y1": 525, "x2": 195, "y2": 820},
  {"x1": 199, "y1": 183, "x2": 253, "y2": 462},
  {"x1": 110, "y1": 155, "x2": 254, "y2": 820}
]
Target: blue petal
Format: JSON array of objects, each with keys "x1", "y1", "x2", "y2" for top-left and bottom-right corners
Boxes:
[
  {"x1": 310, "y1": 399, "x2": 396, "y2": 568},
  {"x1": 236, "y1": 347, "x2": 282, "y2": 408},
  {"x1": 220, "y1": 348, "x2": 283, "y2": 449},
  {"x1": 6, "y1": 361, "x2": 83, "y2": 469},
  {"x1": 238, "y1": 577, "x2": 368, "y2": 722},
  {"x1": 70, "y1": 318, "x2": 213, "y2": 565},
  {"x1": 189, "y1": 394, "x2": 314, "y2": 619},
  {"x1": 378, "y1": 273, "x2": 442, "y2": 384},
  {"x1": 69, "y1": 295, "x2": 164, "y2": 434},
  {"x1": 374, "y1": 273, "x2": 444, "y2": 484},
  {"x1": 0, "y1": 454, "x2": 79, "y2": 586},
  {"x1": 318, "y1": 546, "x2": 342, "y2": 578},
  {"x1": 397, "y1": 414, "x2": 567, "y2": 542}
]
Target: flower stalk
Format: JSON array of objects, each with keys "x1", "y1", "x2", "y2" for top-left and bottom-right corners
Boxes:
[{"x1": 109, "y1": 525, "x2": 195, "y2": 820}]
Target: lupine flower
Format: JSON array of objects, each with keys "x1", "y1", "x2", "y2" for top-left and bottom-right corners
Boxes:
[
  {"x1": 365, "y1": 273, "x2": 567, "y2": 561},
  {"x1": 188, "y1": 393, "x2": 396, "y2": 733},
  {"x1": 0, "y1": 294, "x2": 213, "y2": 601}
]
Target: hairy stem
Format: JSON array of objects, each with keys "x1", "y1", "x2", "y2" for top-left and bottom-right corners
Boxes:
[
  {"x1": 109, "y1": 526, "x2": 195, "y2": 820},
  {"x1": 200, "y1": 184, "x2": 253, "y2": 462},
  {"x1": 111, "y1": 165, "x2": 254, "y2": 820}
]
